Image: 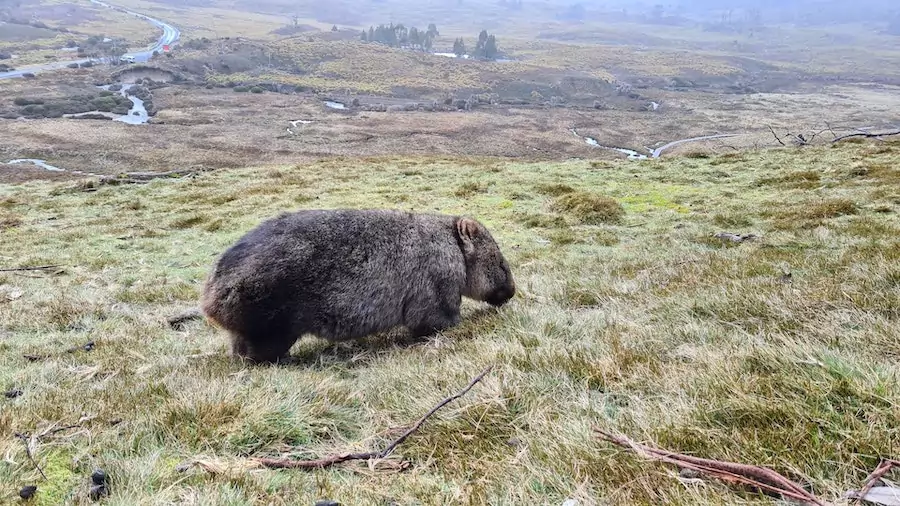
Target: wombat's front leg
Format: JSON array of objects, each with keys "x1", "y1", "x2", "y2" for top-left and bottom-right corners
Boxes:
[{"x1": 405, "y1": 291, "x2": 463, "y2": 338}]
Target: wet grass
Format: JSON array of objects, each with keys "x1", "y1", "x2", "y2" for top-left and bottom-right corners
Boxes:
[{"x1": 1, "y1": 142, "x2": 899, "y2": 504}]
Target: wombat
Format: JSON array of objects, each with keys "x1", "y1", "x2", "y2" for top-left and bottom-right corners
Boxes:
[{"x1": 200, "y1": 208, "x2": 516, "y2": 362}]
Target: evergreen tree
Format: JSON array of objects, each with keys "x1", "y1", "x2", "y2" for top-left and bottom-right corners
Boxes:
[
  {"x1": 427, "y1": 23, "x2": 439, "y2": 37},
  {"x1": 484, "y1": 34, "x2": 498, "y2": 59},
  {"x1": 360, "y1": 30, "x2": 368, "y2": 42},
  {"x1": 452, "y1": 37, "x2": 467, "y2": 57}
]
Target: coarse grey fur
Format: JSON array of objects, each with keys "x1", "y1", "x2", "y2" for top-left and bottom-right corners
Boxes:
[{"x1": 200, "y1": 208, "x2": 516, "y2": 362}]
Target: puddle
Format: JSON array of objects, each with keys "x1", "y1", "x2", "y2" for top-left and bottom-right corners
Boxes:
[
  {"x1": 324, "y1": 101, "x2": 346, "y2": 110},
  {"x1": 4, "y1": 159, "x2": 101, "y2": 177}
]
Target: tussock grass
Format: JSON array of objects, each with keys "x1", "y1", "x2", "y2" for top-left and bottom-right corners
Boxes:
[
  {"x1": 1, "y1": 142, "x2": 899, "y2": 504},
  {"x1": 551, "y1": 191, "x2": 625, "y2": 225}
]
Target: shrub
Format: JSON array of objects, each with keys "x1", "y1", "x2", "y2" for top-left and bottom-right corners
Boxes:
[
  {"x1": 67, "y1": 63, "x2": 79, "y2": 69},
  {"x1": 14, "y1": 97, "x2": 44, "y2": 106},
  {"x1": 80, "y1": 61, "x2": 93, "y2": 68},
  {"x1": 249, "y1": 86, "x2": 264, "y2": 93},
  {"x1": 233, "y1": 86, "x2": 250, "y2": 92}
]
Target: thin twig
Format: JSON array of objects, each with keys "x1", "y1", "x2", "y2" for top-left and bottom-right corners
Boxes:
[
  {"x1": 14, "y1": 433, "x2": 47, "y2": 481},
  {"x1": 0, "y1": 265, "x2": 61, "y2": 272},
  {"x1": 253, "y1": 366, "x2": 493, "y2": 469},
  {"x1": 595, "y1": 429, "x2": 830, "y2": 506},
  {"x1": 767, "y1": 125, "x2": 786, "y2": 146}
]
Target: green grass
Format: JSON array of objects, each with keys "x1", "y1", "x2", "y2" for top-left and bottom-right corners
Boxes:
[{"x1": 1, "y1": 143, "x2": 899, "y2": 504}]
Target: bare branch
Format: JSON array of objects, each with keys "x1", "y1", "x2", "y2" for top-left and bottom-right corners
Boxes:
[
  {"x1": 767, "y1": 125, "x2": 786, "y2": 146},
  {"x1": 252, "y1": 366, "x2": 493, "y2": 470},
  {"x1": 595, "y1": 429, "x2": 829, "y2": 506},
  {"x1": 833, "y1": 130, "x2": 900, "y2": 143}
]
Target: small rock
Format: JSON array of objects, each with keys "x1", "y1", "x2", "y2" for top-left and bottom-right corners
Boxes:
[
  {"x1": 506, "y1": 437, "x2": 522, "y2": 447},
  {"x1": 679, "y1": 467, "x2": 702, "y2": 479},
  {"x1": 562, "y1": 499, "x2": 578, "y2": 506},
  {"x1": 19, "y1": 485, "x2": 37, "y2": 500},
  {"x1": 4, "y1": 388, "x2": 23, "y2": 399},
  {"x1": 314, "y1": 500, "x2": 340, "y2": 506},
  {"x1": 91, "y1": 468, "x2": 108, "y2": 485},
  {"x1": 713, "y1": 232, "x2": 758, "y2": 243}
]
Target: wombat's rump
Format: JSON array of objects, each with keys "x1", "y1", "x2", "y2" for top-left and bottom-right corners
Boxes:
[{"x1": 200, "y1": 208, "x2": 515, "y2": 362}]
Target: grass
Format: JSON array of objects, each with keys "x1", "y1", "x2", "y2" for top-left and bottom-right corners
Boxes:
[{"x1": 1, "y1": 141, "x2": 899, "y2": 504}]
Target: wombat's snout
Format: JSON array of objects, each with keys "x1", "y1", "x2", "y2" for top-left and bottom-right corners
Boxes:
[{"x1": 486, "y1": 285, "x2": 515, "y2": 307}]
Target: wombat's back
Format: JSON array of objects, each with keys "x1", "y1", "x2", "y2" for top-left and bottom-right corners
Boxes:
[{"x1": 201, "y1": 209, "x2": 465, "y2": 342}]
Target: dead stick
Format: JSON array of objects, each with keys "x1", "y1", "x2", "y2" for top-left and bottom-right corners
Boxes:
[
  {"x1": 167, "y1": 308, "x2": 203, "y2": 329},
  {"x1": 0, "y1": 265, "x2": 61, "y2": 272},
  {"x1": 14, "y1": 433, "x2": 47, "y2": 481},
  {"x1": 254, "y1": 366, "x2": 493, "y2": 469},
  {"x1": 595, "y1": 429, "x2": 829, "y2": 506}
]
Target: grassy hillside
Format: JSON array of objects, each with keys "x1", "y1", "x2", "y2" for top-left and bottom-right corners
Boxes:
[{"x1": 1, "y1": 142, "x2": 899, "y2": 504}]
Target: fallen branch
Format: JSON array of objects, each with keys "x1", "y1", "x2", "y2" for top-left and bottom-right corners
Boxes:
[
  {"x1": 832, "y1": 130, "x2": 900, "y2": 143},
  {"x1": 23, "y1": 340, "x2": 95, "y2": 361},
  {"x1": 852, "y1": 459, "x2": 900, "y2": 504},
  {"x1": 595, "y1": 429, "x2": 829, "y2": 506},
  {"x1": 167, "y1": 308, "x2": 203, "y2": 329},
  {"x1": 0, "y1": 265, "x2": 62, "y2": 273},
  {"x1": 95, "y1": 168, "x2": 210, "y2": 187},
  {"x1": 252, "y1": 366, "x2": 493, "y2": 470}
]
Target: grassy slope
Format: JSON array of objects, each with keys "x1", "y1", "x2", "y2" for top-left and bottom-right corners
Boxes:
[{"x1": 1, "y1": 143, "x2": 899, "y2": 505}]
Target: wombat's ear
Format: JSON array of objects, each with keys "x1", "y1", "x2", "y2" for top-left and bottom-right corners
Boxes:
[{"x1": 456, "y1": 217, "x2": 479, "y2": 254}]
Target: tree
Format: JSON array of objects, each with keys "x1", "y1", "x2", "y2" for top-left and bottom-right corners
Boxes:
[
  {"x1": 360, "y1": 30, "x2": 367, "y2": 42},
  {"x1": 427, "y1": 23, "x2": 439, "y2": 37},
  {"x1": 472, "y1": 30, "x2": 498, "y2": 60},
  {"x1": 484, "y1": 34, "x2": 498, "y2": 59},
  {"x1": 452, "y1": 37, "x2": 466, "y2": 57},
  {"x1": 331, "y1": 24, "x2": 338, "y2": 32},
  {"x1": 475, "y1": 29, "x2": 488, "y2": 56},
  {"x1": 82, "y1": 35, "x2": 128, "y2": 64}
]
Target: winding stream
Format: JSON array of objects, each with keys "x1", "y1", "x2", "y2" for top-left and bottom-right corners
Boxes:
[{"x1": 573, "y1": 128, "x2": 739, "y2": 159}]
